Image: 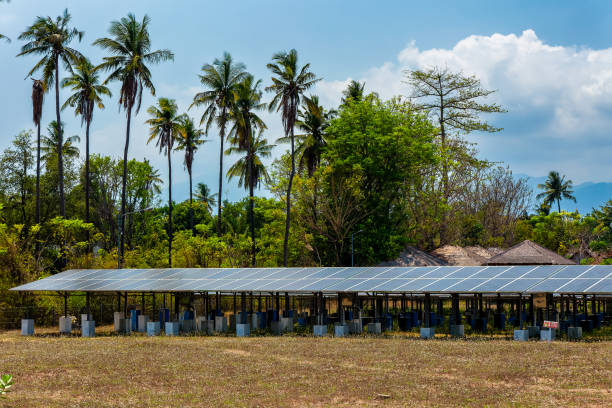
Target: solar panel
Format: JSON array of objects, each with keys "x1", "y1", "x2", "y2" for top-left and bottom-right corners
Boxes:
[{"x1": 9, "y1": 266, "x2": 612, "y2": 294}]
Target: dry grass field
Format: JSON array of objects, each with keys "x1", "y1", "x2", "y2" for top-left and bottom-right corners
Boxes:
[{"x1": 1, "y1": 327, "x2": 611, "y2": 407}]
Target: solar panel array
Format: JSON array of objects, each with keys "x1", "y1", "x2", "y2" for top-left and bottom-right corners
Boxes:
[{"x1": 11, "y1": 265, "x2": 612, "y2": 294}]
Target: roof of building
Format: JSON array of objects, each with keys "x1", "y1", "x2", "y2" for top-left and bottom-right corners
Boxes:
[
  {"x1": 378, "y1": 246, "x2": 447, "y2": 267},
  {"x1": 486, "y1": 240, "x2": 576, "y2": 265}
]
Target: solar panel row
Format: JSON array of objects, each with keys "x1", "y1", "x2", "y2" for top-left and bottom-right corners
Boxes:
[{"x1": 11, "y1": 265, "x2": 612, "y2": 294}]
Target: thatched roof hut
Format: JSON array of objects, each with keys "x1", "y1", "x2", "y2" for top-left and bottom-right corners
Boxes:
[
  {"x1": 485, "y1": 240, "x2": 575, "y2": 265},
  {"x1": 431, "y1": 245, "x2": 501, "y2": 266}
]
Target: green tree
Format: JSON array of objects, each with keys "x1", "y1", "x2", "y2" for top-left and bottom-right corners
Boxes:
[
  {"x1": 18, "y1": 9, "x2": 83, "y2": 218},
  {"x1": 536, "y1": 170, "x2": 576, "y2": 213},
  {"x1": 146, "y1": 98, "x2": 182, "y2": 267},
  {"x1": 293, "y1": 95, "x2": 331, "y2": 177},
  {"x1": 194, "y1": 183, "x2": 217, "y2": 213},
  {"x1": 0, "y1": 131, "x2": 34, "y2": 225},
  {"x1": 266, "y1": 49, "x2": 320, "y2": 266},
  {"x1": 176, "y1": 116, "x2": 207, "y2": 234},
  {"x1": 41, "y1": 121, "x2": 80, "y2": 164},
  {"x1": 94, "y1": 13, "x2": 173, "y2": 265},
  {"x1": 190, "y1": 52, "x2": 246, "y2": 237},
  {"x1": 61, "y1": 57, "x2": 111, "y2": 232},
  {"x1": 31, "y1": 79, "x2": 44, "y2": 224},
  {"x1": 226, "y1": 132, "x2": 274, "y2": 266}
]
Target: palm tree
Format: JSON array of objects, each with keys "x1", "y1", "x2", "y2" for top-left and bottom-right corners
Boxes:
[
  {"x1": 266, "y1": 49, "x2": 320, "y2": 266},
  {"x1": 536, "y1": 171, "x2": 577, "y2": 213},
  {"x1": 18, "y1": 9, "x2": 83, "y2": 217},
  {"x1": 226, "y1": 131, "x2": 274, "y2": 266},
  {"x1": 41, "y1": 120, "x2": 80, "y2": 164},
  {"x1": 293, "y1": 95, "x2": 330, "y2": 177},
  {"x1": 194, "y1": 183, "x2": 217, "y2": 213},
  {"x1": 146, "y1": 98, "x2": 182, "y2": 267},
  {"x1": 176, "y1": 116, "x2": 207, "y2": 234},
  {"x1": 0, "y1": 34, "x2": 9, "y2": 43},
  {"x1": 341, "y1": 80, "x2": 365, "y2": 104},
  {"x1": 190, "y1": 52, "x2": 246, "y2": 237},
  {"x1": 31, "y1": 79, "x2": 44, "y2": 224},
  {"x1": 93, "y1": 14, "x2": 173, "y2": 266},
  {"x1": 61, "y1": 57, "x2": 111, "y2": 230},
  {"x1": 229, "y1": 74, "x2": 267, "y2": 150}
]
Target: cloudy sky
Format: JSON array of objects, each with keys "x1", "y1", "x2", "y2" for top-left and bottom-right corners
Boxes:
[{"x1": 2, "y1": 0, "x2": 612, "y2": 202}]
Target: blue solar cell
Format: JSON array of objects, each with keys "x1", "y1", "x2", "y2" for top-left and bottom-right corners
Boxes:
[
  {"x1": 445, "y1": 279, "x2": 487, "y2": 292},
  {"x1": 396, "y1": 279, "x2": 439, "y2": 291},
  {"x1": 471, "y1": 267, "x2": 510, "y2": 279},
  {"x1": 322, "y1": 279, "x2": 366, "y2": 291},
  {"x1": 549, "y1": 265, "x2": 588, "y2": 279},
  {"x1": 419, "y1": 279, "x2": 461, "y2": 292},
  {"x1": 422, "y1": 267, "x2": 461, "y2": 278},
  {"x1": 522, "y1": 266, "x2": 566, "y2": 279},
  {"x1": 557, "y1": 279, "x2": 601, "y2": 293},
  {"x1": 346, "y1": 279, "x2": 390, "y2": 291},
  {"x1": 524, "y1": 279, "x2": 568, "y2": 293},
  {"x1": 580, "y1": 266, "x2": 612, "y2": 279},
  {"x1": 498, "y1": 279, "x2": 541, "y2": 292},
  {"x1": 584, "y1": 279, "x2": 612, "y2": 293},
  {"x1": 446, "y1": 267, "x2": 485, "y2": 279},
  {"x1": 369, "y1": 279, "x2": 407, "y2": 291},
  {"x1": 472, "y1": 279, "x2": 516, "y2": 292},
  {"x1": 296, "y1": 279, "x2": 337, "y2": 291}
]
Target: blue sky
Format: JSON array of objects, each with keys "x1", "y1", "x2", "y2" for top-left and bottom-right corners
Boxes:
[{"x1": 2, "y1": 0, "x2": 612, "y2": 203}]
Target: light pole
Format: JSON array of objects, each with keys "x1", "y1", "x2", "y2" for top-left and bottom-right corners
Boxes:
[
  {"x1": 117, "y1": 207, "x2": 153, "y2": 269},
  {"x1": 351, "y1": 229, "x2": 364, "y2": 267}
]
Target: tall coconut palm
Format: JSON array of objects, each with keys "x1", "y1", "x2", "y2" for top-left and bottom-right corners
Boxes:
[
  {"x1": 537, "y1": 171, "x2": 577, "y2": 213},
  {"x1": 292, "y1": 95, "x2": 330, "y2": 177},
  {"x1": 176, "y1": 116, "x2": 207, "y2": 234},
  {"x1": 93, "y1": 14, "x2": 173, "y2": 266},
  {"x1": 266, "y1": 49, "x2": 320, "y2": 266},
  {"x1": 229, "y1": 74, "x2": 267, "y2": 150},
  {"x1": 61, "y1": 57, "x2": 111, "y2": 231},
  {"x1": 31, "y1": 79, "x2": 44, "y2": 224},
  {"x1": 145, "y1": 98, "x2": 181, "y2": 267},
  {"x1": 41, "y1": 120, "x2": 80, "y2": 164},
  {"x1": 341, "y1": 80, "x2": 365, "y2": 105},
  {"x1": 190, "y1": 52, "x2": 246, "y2": 237},
  {"x1": 226, "y1": 131, "x2": 274, "y2": 266},
  {"x1": 194, "y1": 183, "x2": 217, "y2": 213},
  {"x1": 18, "y1": 9, "x2": 83, "y2": 217}
]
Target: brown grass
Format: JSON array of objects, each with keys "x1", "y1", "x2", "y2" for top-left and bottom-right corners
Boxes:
[{"x1": 1, "y1": 327, "x2": 611, "y2": 407}]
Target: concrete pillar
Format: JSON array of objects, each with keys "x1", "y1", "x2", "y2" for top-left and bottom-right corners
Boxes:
[
  {"x1": 420, "y1": 327, "x2": 435, "y2": 339},
  {"x1": 334, "y1": 323, "x2": 349, "y2": 337},
  {"x1": 82, "y1": 320, "x2": 95, "y2": 337},
  {"x1": 147, "y1": 321, "x2": 161, "y2": 336},
  {"x1": 540, "y1": 328, "x2": 555, "y2": 341},
  {"x1": 215, "y1": 316, "x2": 228, "y2": 333},
  {"x1": 59, "y1": 316, "x2": 72, "y2": 334},
  {"x1": 236, "y1": 323, "x2": 250, "y2": 337},
  {"x1": 21, "y1": 319, "x2": 34, "y2": 336},
  {"x1": 114, "y1": 311, "x2": 124, "y2": 332},
  {"x1": 513, "y1": 329, "x2": 529, "y2": 341},
  {"x1": 450, "y1": 324, "x2": 464, "y2": 337},
  {"x1": 367, "y1": 322, "x2": 381, "y2": 334},
  {"x1": 138, "y1": 315, "x2": 149, "y2": 332},
  {"x1": 165, "y1": 321, "x2": 179, "y2": 336},
  {"x1": 313, "y1": 325, "x2": 327, "y2": 336}
]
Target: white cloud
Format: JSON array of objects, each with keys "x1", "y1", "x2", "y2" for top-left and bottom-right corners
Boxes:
[{"x1": 315, "y1": 29, "x2": 612, "y2": 182}]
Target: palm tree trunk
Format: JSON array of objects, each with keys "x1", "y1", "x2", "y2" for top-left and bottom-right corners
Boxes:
[
  {"x1": 283, "y1": 125, "x2": 295, "y2": 267},
  {"x1": 189, "y1": 169, "x2": 194, "y2": 236},
  {"x1": 35, "y1": 122, "x2": 41, "y2": 224},
  {"x1": 558, "y1": 199, "x2": 561, "y2": 213},
  {"x1": 85, "y1": 117, "x2": 91, "y2": 244},
  {"x1": 217, "y1": 113, "x2": 226, "y2": 237},
  {"x1": 249, "y1": 158, "x2": 255, "y2": 267},
  {"x1": 168, "y1": 146, "x2": 173, "y2": 268},
  {"x1": 119, "y1": 103, "x2": 133, "y2": 267},
  {"x1": 55, "y1": 56, "x2": 65, "y2": 218}
]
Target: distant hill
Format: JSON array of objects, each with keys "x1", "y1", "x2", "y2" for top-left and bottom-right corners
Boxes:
[{"x1": 521, "y1": 175, "x2": 612, "y2": 214}]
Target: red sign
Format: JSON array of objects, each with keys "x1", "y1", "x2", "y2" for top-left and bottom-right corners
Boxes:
[{"x1": 543, "y1": 320, "x2": 558, "y2": 329}]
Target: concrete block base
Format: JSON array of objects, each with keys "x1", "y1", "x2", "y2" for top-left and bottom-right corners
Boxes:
[
  {"x1": 540, "y1": 328, "x2": 556, "y2": 341},
  {"x1": 236, "y1": 323, "x2": 250, "y2": 337},
  {"x1": 81, "y1": 314, "x2": 90, "y2": 328},
  {"x1": 59, "y1": 316, "x2": 72, "y2": 334},
  {"x1": 280, "y1": 316, "x2": 293, "y2": 333},
  {"x1": 367, "y1": 322, "x2": 381, "y2": 335},
  {"x1": 215, "y1": 316, "x2": 228, "y2": 333},
  {"x1": 196, "y1": 316, "x2": 208, "y2": 332},
  {"x1": 513, "y1": 329, "x2": 529, "y2": 341},
  {"x1": 119, "y1": 318, "x2": 131, "y2": 334},
  {"x1": 147, "y1": 321, "x2": 161, "y2": 336},
  {"x1": 138, "y1": 315, "x2": 149, "y2": 332},
  {"x1": 165, "y1": 321, "x2": 179, "y2": 336},
  {"x1": 313, "y1": 325, "x2": 327, "y2": 336},
  {"x1": 568, "y1": 326, "x2": 582, "y2": 340},
  {"x1": 420, "y1": 327, "x2": 435, "y2": 339},
  {"x1": 334, "y1": 324, "x2": 349, "y2": 337},
  {"x1": 21, "y1": 319, "x2": 34, "y2": 336},
  {"x1": 181, "y1": 319, "x2": 194, "y2": 332},
  {"x1": 82, "y1": 320, "x2": 95, "y2": 337},
  {"x1": 250, "y1": 313, "x2": 258, "y2": 329},
  {"x1": 349, "y1": 319, "x2": 362, "y2": 334},
  {"x1": 527, "y1": 326, "x2": 540, "y2": 338},
  {"x1": 450, "y1": 324, "x2": 464, "y2": 338},
  {"x1": 113, "y1": 312, "x2": 124, "y2": 332},
  {"x1": 271, "y1": 321, "x2": 281, "y2": 335}
]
